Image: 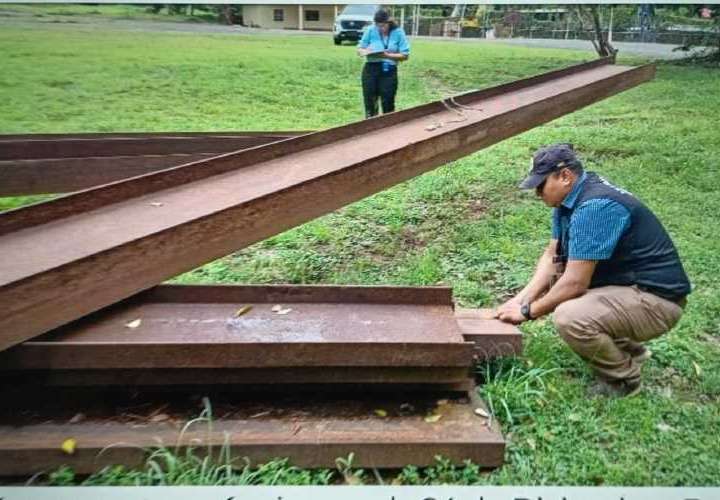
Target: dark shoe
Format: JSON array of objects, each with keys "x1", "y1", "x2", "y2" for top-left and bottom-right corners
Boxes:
[
  {"x1": 632, "y1": 347, "x2": 652, "y2": 367},
  {"x1": 589, "y1": 378, "x2": 642, "y2": 398}
]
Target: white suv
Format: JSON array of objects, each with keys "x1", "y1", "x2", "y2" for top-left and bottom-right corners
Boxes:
[{"x1": 333, "y1": 4, "x2": 380, "y2": 45}]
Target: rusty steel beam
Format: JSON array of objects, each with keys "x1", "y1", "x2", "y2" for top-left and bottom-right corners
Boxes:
[
  {"x1": 0, "y1": 285, "x2": 472, "y2": 369},
  {"x1": 0, "y1": 131, "x2": 306, "y2": 140},
  {"x1": 137, "y1": 283, "x2": 455, "y2": 305},
  {"x1": 0, "y1": 58, "x2": 655, "y2": 351},
  {"x1": 0, "y1": 131, "x2": 307, "y2": 160},
  {"x1": 0, "y1": 285, "x2": 520, "y2": 386},
  {"x1": 455, "y1": 307, "x2": 523, "y2": 360},
  {"x1": 0, "y1": 154, "x2": 217, "y2": 196},
  {"x1": 0, "y1": 132, "x2": 308, "y2": 195},
  {"x1": 0, "y1": 392, "x2": 503, "y2": 474},
  {"x1": 0, "y1": 368, "x2": 474, "y2": 388}
]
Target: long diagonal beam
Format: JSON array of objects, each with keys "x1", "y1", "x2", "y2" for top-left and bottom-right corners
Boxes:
[{"x1": 0, "y1": 58, "x2": 655, "y2": 351}]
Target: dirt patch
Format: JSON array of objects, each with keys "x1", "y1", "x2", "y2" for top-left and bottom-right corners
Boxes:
[
  {"x1": 586, "y1": 147, "x2": 640, "y2": 159},
  {"x1": 468, "y1": 198, "x2": 490, "y2": 219},
  {"x1": 401, "y1": 226, "x2": 426, "y2": 249}
]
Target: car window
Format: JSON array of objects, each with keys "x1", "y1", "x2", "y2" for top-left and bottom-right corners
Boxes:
[{"x1": 341, "y1": 5, "x2": 378, "y2": 16}]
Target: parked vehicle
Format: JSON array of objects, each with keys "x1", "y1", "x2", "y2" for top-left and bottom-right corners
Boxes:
[{"x1": 333, "y1": 4, "x2": 380, "y2": 45}]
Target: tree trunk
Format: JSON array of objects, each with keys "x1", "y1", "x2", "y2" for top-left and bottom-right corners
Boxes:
[
  {"x1": 572, "y1": 6, "x2": 617, "y2": 58},
  {"x1": 223, "y1": 5, "x2": 233, "y2": 25},
  {"x1": 590, "y1": 6, "x2": 617, "y2": 57}
]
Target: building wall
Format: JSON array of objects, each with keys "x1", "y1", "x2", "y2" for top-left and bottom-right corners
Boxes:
[
  {"x1": 243, "y1": 5, "x2": 337, "y2": 31},
  {"x1": 301, "y1": 5, "x2": 337, "y2": 31}
]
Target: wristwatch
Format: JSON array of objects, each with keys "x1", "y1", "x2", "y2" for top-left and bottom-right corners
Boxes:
[{"x1": 520, "y1": 302, "x2": 533, "y2": 320}]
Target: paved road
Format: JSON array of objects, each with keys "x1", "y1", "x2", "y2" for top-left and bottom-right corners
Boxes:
[
  {"x1": 1, "y1": 12, "x2": 704, "y2": 60},
  {"x1": 476, "y1": 37, "x2": 702, "y2": 60}
]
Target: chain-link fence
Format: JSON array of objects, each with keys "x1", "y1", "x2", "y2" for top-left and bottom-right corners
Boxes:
[{"x1": 397, "y1": 8, "x2": 718, "y2": 47}]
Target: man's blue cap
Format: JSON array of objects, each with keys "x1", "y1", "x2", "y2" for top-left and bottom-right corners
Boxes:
[{"x1": 519, "y1": 143, "x2": 582, "y2": 189}]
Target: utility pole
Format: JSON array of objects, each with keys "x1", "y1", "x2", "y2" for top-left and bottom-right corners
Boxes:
[
  {"x1": 413, "y1": 4, "x2": 419, "y2": 37},
  {"x1": 565, "y1": 12, "x2": 571, "y2": 40},
  {"x1": 458, "y1": 4, "x2": 466, "y2": 39}
]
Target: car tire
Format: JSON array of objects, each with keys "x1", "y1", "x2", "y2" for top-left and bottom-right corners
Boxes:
[{"x1": 334, "y1": 37, "x2": 341, "y2": 45}]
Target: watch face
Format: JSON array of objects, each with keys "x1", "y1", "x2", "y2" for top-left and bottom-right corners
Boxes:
[{"x1": 521, "y1": 303, "x2": 531, "y2": 319}]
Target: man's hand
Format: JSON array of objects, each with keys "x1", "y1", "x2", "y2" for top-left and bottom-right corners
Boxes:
[
  {"x1": 495, "y1": 296, "x2": 522, "y2": 315},
  {"x1": 495, "y1": 302, "x2": 527, "y2": 325}
]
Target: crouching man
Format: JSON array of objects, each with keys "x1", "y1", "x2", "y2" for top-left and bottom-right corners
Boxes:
[{"x1": 495, "y1": 143, "x2": 691, "y2": 397}]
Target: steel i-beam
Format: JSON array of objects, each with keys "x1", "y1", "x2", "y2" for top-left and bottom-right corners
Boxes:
[{"x1": 0, "y1": 132, "x2": 307, "y2": 195}]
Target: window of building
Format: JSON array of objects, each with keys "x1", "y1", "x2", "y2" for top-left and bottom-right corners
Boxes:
[
  {"x1": 273, "y1": 9, "x2": 284, "y2": 21},
  {"x1": 305, "y1": 10, "x2": 320, "y2": 22}
]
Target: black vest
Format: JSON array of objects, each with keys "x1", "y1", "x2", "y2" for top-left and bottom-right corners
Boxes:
[{"x1": 558, "y1": 172, "x2": 691, "y2": 301}]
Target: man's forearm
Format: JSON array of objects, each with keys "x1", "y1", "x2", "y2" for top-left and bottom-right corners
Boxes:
[
  {"x1": 384, "y1": 52, "x2": 408, "y2": 61},
  {"x1": 530, "y1": 279, "x2": 583, "y2": 318},
  {"x1": 529, "y1": 260, "x2": 595, "y2": 318}
]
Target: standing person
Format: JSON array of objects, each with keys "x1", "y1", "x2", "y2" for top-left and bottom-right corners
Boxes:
[
  {"x1": 495, "y1": 143, "x2": 691, "y2": 398},
  {"x1": 357, "y1": 9, "x2": 410, "y2": 118}
]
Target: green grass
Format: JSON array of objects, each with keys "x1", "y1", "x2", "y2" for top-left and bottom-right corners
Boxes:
[
  {"x1": 0, "y1": 3, "x2": 217, "y2": 23},
  {"x1": 1, "y1": 17, "x2": 719, "y2": 486}
]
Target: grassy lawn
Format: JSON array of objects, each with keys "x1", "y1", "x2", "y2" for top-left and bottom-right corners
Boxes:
[
  {"x1": 1, "y1": 18, "x2": 719, "y2": 486},
  {"x1": 0, "y1": 3, "x2": 217, "y2": 23}
]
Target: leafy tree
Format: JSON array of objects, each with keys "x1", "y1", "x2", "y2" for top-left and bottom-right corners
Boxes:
[{"x1": 674, "y1": 6, "x2": 720, "y2": 65}]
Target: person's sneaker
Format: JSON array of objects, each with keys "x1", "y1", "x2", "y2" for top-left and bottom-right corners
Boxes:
[{"x1": 588, "y1": 378, "x2": 642, "y2": 398}]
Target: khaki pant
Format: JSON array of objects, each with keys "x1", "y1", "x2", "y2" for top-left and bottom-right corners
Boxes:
[{"x1": 553, "y1": 285, "x2": 684, "y2": 382}]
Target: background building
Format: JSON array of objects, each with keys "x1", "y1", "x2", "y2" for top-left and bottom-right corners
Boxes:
[{"x1": 243, "y1": 4, "x2": 339, "y2": 31}]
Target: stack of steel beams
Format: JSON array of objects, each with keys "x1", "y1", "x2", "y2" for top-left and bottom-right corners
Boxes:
[
  {"x1": 0, "y1": 57, "x2": 655, "y2": 474},
  {"x1": 0, "y1": 285, "x2": 496, "y2": 388}
]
